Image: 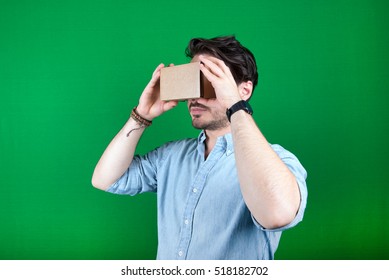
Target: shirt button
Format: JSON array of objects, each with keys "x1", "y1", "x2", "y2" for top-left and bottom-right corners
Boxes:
[
  {"x1": 178, "y1": 251, "x2": 183, "y2": 257},
  {"x1": 193, "y1": 188, "x2": 198, "y2": 193},
  {"x1": 184, "y1": 219, "x2": 189, "y2": 225}
]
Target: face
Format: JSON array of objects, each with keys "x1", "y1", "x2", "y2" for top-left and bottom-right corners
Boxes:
[
  {"x1": 187, "y1": 55, "x2": 230, "y2": 131},
  {"x1": 187, "y1": 98, "x2": 229, "y2": 131}
]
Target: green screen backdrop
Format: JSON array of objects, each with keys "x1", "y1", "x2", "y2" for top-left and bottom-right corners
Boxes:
[{"x1": 1, "y1": 0, "x2": 388, "y2": 259}]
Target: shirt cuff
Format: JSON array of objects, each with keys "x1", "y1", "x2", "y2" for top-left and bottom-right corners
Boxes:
[{"x1": 253, "y1": 178, "x2": 308, "y2": 232}]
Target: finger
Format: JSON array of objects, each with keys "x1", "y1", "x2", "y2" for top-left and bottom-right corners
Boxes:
[
  {"x1": 147, "y1": 63, "x2": 165, "y2": 87},
  {"x1": 155, "y1": 63, "x2": 165, "y2": 72},
  {"x1": 151, "y1": 63, "x2": 165, "y2": 78},
  {"x1": 200, "y1": 56, "x2": 234, "y2": 79},
  {"x1": 199, "y1": 56, "x2": 225, "y2": 78},
  {"x1": 202, "y1": 55, "x2": 225, "y2": 66},
  {"x1": 199, "y1": 62, "x2": 216, "y2": 83},
  {"x1": 163, "y1": 100, "x2": 179, "y2": 111}
]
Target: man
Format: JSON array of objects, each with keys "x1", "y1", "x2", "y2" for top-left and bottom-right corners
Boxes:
[{"x1": 92, "y1": 36, "x2": 308, "y2": 260}]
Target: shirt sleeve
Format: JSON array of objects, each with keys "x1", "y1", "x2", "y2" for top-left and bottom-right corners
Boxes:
[
  {"x1": 253, "y1": 144, "x2": 308, "y2": 232},
  {"x1": 105, "y1": 147, "x2": 161, "y2": 196}
]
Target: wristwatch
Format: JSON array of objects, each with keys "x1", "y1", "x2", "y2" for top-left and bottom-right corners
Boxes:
[{"x1": 226, "y1": 100, "x2": 253, "y2": 122}]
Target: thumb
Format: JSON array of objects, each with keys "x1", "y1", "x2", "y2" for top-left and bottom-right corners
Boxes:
[{"x1": 163, "y1": 100, "x2": 179, "y2": 112}]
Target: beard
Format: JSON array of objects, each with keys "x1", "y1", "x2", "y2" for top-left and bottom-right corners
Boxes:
[
  {"x1": 190, "y1": 103, "x2": 229, "y2": 131},
  {"x1": 192, "y1": 115, "x2": 229, "y2": 130}
]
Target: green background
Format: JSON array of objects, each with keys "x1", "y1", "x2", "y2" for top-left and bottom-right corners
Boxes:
[{"x1": 1, "y1": 0, "x2": 388, "y2": 260}]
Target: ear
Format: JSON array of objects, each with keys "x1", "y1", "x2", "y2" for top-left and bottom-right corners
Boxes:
[{"x1": 238, "y1": 81, "x2": 253, "y2": 101}]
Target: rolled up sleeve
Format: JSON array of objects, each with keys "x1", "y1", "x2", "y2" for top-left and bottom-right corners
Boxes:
[
  {"x1": 254, "y1": 144, "x2": 308, "y2": 232},
  {"x1": 106, "y1": 148, "x2": 160, "y2": 196}
]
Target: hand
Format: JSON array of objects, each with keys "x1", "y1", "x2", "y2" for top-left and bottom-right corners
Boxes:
[
  {"x1": 136, "y1": 63, "x2": 178, "y2": 120},
  {"x1": 198, "y1": 55, "x2": 242, "y2": 109}
]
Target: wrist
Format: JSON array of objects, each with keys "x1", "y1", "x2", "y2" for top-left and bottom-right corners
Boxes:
[
  {"x1": 134, "y1": 106, "x2": 154, "y2": 121},
  {"x1": 130, "y1": 107, "x2": 152, "y2": 127},
  {"x1": 227, "y1": 100, "x2": 242, "y2": 110},
  {"x1": 223, "y1": 96, "x2": 242, "y2": 110},
  {"x1": 226, "y1": 100, "x2": 253, "y2": 122}
]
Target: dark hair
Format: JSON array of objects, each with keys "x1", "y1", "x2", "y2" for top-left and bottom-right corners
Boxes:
[{"x1": 185, "y1": 35, "x2": 258, "y2": 93}]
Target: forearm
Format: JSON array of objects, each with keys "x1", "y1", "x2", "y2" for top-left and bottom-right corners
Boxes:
[
  {"x1": 92, "y1": 63, "x2": 178, "y2": 190},
  {"x1": 92, "y1": 117, "x2": 146, "y2": 190},
  {"x1": 231, "y1": 111, "x2": 300, "y2": 229}
]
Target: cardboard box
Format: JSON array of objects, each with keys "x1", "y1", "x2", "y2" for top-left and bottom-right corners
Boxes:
[{"x1": 160, "y1": 62, "x2": 216, "y2": 101}]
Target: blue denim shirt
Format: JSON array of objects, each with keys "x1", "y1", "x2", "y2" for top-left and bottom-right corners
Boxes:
[{"x1": 107, "y1": 131, "x2": 308, "y2": 260}]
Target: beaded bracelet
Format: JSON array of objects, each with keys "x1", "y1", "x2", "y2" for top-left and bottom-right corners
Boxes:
[
  {"x1": 130, "y1": 107, "x2": 152, "y2": 127},
  {"x1": 127, "y1": 107, "x2": 152, "y2": 137}
]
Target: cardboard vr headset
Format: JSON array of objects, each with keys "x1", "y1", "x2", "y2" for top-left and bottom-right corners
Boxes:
[{"x1": 160, "y1": 62, "x2": 216, "y2": 101}]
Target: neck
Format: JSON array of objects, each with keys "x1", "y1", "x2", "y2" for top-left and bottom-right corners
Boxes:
[{"x1": 204, "y1": 126, "x2": 231, "y2": 158}]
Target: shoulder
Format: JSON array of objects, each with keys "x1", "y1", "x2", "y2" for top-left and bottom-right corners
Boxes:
[{"x1": 141, "y1": 137, "x2": 198, "y2": 169}]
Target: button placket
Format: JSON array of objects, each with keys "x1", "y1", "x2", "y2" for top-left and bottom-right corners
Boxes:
[{"x1": 175, "y1": 141, "x2": 226, "y2": 259}]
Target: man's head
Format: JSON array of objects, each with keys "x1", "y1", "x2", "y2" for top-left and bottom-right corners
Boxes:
[
  {"x1": 185, "y1": 35, "x2": 258, "y2": 95},
  {"x1": 185, "y1": 35, "x2": 258, "y2": 132}
]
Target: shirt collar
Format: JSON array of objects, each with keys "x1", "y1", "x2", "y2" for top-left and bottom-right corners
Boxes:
[{"x1": 197, "y1": 130, "x2": 234, "y2": 156}]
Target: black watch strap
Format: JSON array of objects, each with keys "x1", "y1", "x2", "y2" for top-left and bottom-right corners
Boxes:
[{"x1": 226, "y1": 100, "x2": 253, "y2": 122}]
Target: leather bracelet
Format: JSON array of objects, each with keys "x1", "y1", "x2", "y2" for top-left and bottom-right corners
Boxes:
[{"x1": 130, "y1": 107, "x2": 152, "y2": 127}]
